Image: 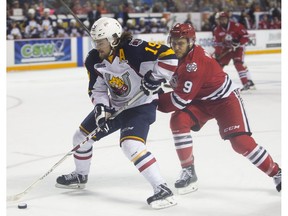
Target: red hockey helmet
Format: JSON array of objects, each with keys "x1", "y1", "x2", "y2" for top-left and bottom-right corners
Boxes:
[
  {"x1": 218, "y1": 11, "x2": 229, "y2": 28},
  {"x1": 218, "y1": 11, "x2": 229, "y2": 18},
  {"x1": 169, "y1": 23, "x2": 196, "y2": 41},
  {"x1": 168, "y1": 23, "x2": 196, "y2": 48}
]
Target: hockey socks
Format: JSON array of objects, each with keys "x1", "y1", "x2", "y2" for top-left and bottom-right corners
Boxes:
[
  {"x1": 173, "y1": 132, "x2": 194, "y2": 168},
  {"x1": 121, "y1": 139, "x2": 177, "y2": 208}
]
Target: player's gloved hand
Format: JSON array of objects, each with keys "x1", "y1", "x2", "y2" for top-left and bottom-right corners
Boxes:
[
  {"x1": 213, "y1": 53, "x2": 222, "y2": 64},
  {"x1": 231, "y1": 40, "x2": 240, "y2": 51},
  {"x1": 214, "y1": 53, "x2": 220, "y2": 61},
  {"x1": 94, "y1": 104, "x2": 115, "y2": 133},
  {"x1": 141, "y1": 70, "x2": 166, "y2": 96}
]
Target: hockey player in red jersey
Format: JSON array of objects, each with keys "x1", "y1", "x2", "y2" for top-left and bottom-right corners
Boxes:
[
  {"x1": 56, "y1": 17, "x2": 178, "y2": 209},
  {"x1": 213, "y1": 11, "x2": 255, "y2": 91},
  {"x1": 149, "y1": 23, "x2": 281, "y2": 194}
]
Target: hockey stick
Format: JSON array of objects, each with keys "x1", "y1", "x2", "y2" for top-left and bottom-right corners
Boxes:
[
  {"x1": 7, "y1": 90, "x2": 144, "y2": 202},
  {"x1": 58, "y1": 0, "x2": 91, "y2": 36},
  {"x1": 169, "y1": 15, "x2": 177, "y2": 30},
  {"x1": 216, "y1": 48, "x2": 232, "y2": 60}
]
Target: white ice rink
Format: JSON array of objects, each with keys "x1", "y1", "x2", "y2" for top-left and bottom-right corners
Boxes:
[{"x1": 6, "y1": 54, "x2": 283, "y2": 216}]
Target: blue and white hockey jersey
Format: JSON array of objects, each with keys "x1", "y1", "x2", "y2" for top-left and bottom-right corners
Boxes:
[{"x1": 84, "y1": 38, "x2": 178, "y2": 110}]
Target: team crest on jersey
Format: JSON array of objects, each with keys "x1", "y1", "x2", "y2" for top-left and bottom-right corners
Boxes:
[
  {"x1": 129, "y1": 38, "x2": 143, "y2": 47},
  {"x1": 224, "y1": 34, "x2": 233, "y2": 42},
  {"x1": 219, "y1": 32, "x2": 226, "y2": 36},
  {"x1": 106, "y1": 72, "x2": 131, "y2": 97},
  {"x1": 186, "y1": 62, "x2": 197, "y2": 72}
]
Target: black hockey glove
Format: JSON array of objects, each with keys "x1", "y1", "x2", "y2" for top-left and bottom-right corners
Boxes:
[
  {"x1": 141, "y1": 70, "x2": 166, "y2": 96},
  {"x1": 231, "y1": 39, "x2": 240, "y2": 51},
  {"x1": 214, "y1": 53, "x2": 220, "y2": 61},
  {"x1": 94, "y1": 104, "x2": 115, "y2": 133}
]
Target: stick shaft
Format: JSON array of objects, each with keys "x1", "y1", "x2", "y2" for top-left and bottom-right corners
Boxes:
[{"x1": 218, "y1": 48, "x2": 232, "y2": 60}]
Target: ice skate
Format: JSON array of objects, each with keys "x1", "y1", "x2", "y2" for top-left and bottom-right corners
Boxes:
[
  {"x1": 241, "y1": 80, "x2": 256, "y2": 92},
  {"x1": 240, "y1": 83, "x2": 250, "y2": 91},
  {"x1": 147, "y1": 184, "x2": 177, "y2": 209},
  {"x1": 273, "y1": 168, "x2": 281, "y2": 192},
  {"x1": 247, "y1": 80, "x2": 256, "y2": 90},
  {"x1": 56, "y1": 172, "x2": 88, "y2": 189},
  {"x1": 175, "y1": 165, "x2": 198, "y2": 195}
]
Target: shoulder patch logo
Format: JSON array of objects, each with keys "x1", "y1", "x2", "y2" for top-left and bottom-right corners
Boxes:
[
  {"x1": 186, "y1": 62, "x2": 197, "y2": 72},
  {"x1": 129, "y1": 38, "x2": 143, "y2": 47},
  {"x1": 219, "y1": 32, "x2": 226, "y2": 36}
]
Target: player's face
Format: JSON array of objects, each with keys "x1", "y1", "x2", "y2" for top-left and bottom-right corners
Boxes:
[
  {"x1": 219, "y1": 17, "x2": 228, "y2": 28},
  {"x1": 171, "y1": 38, "x2": 189, "y2": 59},
  {"x1": 94, "y1": 39, "x2": 112, "y2": 59}
]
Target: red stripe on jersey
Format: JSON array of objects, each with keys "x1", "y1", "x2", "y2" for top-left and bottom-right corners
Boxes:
[
  {"x1": 158, "y1": 62, "x2": 177, "y2": 72},
  {"x1": 74, "y1": 154, "x2": 92, "y2": 160},
  {"x1": 138, "y1": 158, "x2": 157, "y2": 172}
]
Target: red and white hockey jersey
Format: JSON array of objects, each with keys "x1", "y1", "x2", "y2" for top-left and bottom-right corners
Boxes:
[
  {"x1": 213, "y1": 20, "x2": 250, "y2": 56},
  {"x1": 158, "y1": 45, "x2": 239, "y2": 112}
]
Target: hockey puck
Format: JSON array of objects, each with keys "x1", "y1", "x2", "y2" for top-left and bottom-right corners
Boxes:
[{"x1": 18, "y1": 203, "x2": 27, "y2": 209}]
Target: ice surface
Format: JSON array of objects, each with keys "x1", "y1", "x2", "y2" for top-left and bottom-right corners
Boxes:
[{"x1": 6, "y1": 54, "x2": 282, "y2": 216}]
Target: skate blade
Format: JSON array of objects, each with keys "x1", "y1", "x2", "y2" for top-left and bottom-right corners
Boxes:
[
  {"x1": 55, "y1": 183, "x2": 86, "y2": 189},
  {"x1": 240, "y1": 89, "x2": 252, "y2": 94},
  {"x1": 150, "y1": 196, "x2": 177, "y2": 209},
  {"x1": 240, "y1": 86, "x2": 256, "y2": 93},
  {"x1": 177, "y1": 182, "x2": 198, "y2": 195}
]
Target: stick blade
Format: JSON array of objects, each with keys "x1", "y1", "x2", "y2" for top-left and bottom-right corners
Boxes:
[{"x1": 7, "y1": 193, "x2": 23, "y2": 202}]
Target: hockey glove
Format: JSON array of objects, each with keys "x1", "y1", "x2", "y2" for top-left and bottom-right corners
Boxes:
[
  {"x1": 231, "y1": 40, "x2": 240, "y2": 51},
  {"x1": 94, "y1": 104, "x2": 115, "y2": 133},
  {"x1": 214, "y1": 53, "x2": 220, "y2": 61},
  {"x1": 141, "y1": 70, "x2": 165, "y2": 96}
]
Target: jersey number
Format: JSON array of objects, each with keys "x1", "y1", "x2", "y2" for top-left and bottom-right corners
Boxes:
[
  {"x1": 145, "y1": 42, "x2": 161, "y2": 55},
  {"x1": 183, "y1": 81, "x2": 193, "y2": 93}
]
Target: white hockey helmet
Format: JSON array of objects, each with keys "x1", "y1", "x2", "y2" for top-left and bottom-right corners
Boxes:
[{"x1": 90, "y1": 17, "x2": 123, "y2": 48}]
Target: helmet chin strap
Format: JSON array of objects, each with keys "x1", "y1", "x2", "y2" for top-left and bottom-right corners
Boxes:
[
  {"x1": 182, "y1": 41, "x2": 195, "y2": 59},
  {"x1": 109, "y1": 49, "x2": 114, "y2": 56},
  {"x1": 188, "y1": 39, "x2": 195, "y2": 50}
]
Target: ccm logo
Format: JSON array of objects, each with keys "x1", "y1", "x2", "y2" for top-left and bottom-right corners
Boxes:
[{"x1": 224, "y1": 125, "x2": 240, "y2": 133}]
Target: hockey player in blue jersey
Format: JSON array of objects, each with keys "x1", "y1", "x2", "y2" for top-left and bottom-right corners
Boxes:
[{"x1": 55, "y1": 17, "x2": 178, "y2": 209}]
